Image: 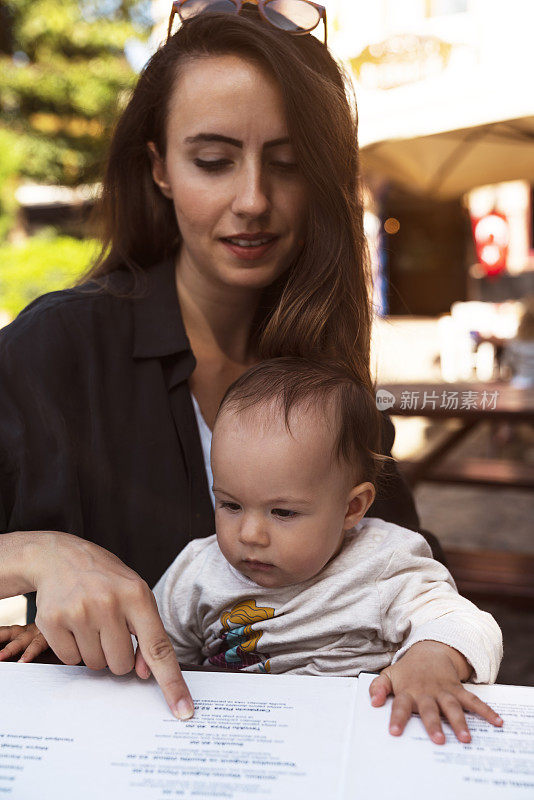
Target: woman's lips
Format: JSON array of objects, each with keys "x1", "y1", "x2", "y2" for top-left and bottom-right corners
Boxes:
[{"x1": 220, "y1": 237, "x2": 279, "y2": 261}]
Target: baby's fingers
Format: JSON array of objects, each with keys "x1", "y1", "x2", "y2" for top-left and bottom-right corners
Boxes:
[
  {"x1": 417, "y1": 696, "x2": 446, "y2": 745},
  {"x1": 0, "y1": 625, "x2": 48, "y2": 663},
  {"x1": 0, "y1": 627, "x2": 33, "y2": 661},
  {"x1": 439, "y1": 690, "x2": 503, "y2": 744},
  {"x1": 0, "y1": 625, "x2": 27, "y2": 644},
  {"x1": 388, "y1": 691, "x2": 415, "y2": 737},
  {"x1": 18, "y1": 632, "x2": 49, "y2": 663},
  {"x1": 369, "y1": 670, "x2": 393, "y2": 707},
  {"x1": 459, "y1": 688, "x2": 503, "y2": 729},
  {"x1": 438, "y1": 693, "x2": 471, "y2": 743},
  {"x1": 0, "y1": 640, "x2": 25, "y2": 661}
]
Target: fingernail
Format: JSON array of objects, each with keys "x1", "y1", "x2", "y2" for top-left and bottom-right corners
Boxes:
[
  {"x1": 460, "y1": 730, "x2": 471, "y2": 742},
  {"x1": 433, "y1": 732, "x2": 445, "y2": 744},
  {"x1": 495, "y1": 715, "x2": 503, "y2": 725},
  {"x1": 390, "y1": 725, "x2": 401, "y2": 735},
  {"x1": 174, "y1": 698, "x2": 194, "y2": 720}
]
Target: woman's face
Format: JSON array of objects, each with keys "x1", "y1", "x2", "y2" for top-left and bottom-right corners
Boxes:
[{"x1": 149, "y1": 54, "x2": 309, "y2": 293}]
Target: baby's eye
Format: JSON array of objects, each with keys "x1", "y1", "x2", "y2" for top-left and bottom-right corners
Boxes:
[
  {"x1": 219, "y1": 501, "x2": 241, "y2": 512},
  {"x1": 271, "y1": 508, "x2": 297, "y2": 518}
]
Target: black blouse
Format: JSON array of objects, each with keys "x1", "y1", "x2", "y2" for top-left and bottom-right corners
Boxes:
[{"x1": 0, "y1": 258, "x2": 423, "y2": 590}]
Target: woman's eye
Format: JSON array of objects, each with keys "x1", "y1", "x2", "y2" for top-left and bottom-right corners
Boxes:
[
  {"x1": 194, "y1": 158, "x2": 298, "y2": 173},
  {"x1": 194, "y1": 158, "x2": 231, "y2": 172},
  {"x1": 272, "y1": 508, "x2": 297, "y2": 518},
  {"x1": 271, "y1": 161, "x2": 298, "y2": 172}
]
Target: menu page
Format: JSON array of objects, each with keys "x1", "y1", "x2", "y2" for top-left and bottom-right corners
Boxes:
[
  {"x1": 0, "y1": 663, "x2": 358, "y2": 800},
  {"x1": 347, "y1": 672, "x2": 534, "y2": 799}
]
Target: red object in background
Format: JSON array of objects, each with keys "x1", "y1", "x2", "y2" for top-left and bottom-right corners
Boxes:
[{"x1": 471, "y1": 210, "x2": 510, "y2": 277}]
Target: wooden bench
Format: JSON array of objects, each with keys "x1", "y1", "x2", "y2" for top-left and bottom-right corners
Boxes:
[
  {"x1": 445, "y1": 548, "x2": 534, "y2": 606},
  {"x1": 378, "y1": 381, "x2": 534, "y2": 603},
  {"x1": 402, "y1": 457, "x2": 534, "y2": 490}
]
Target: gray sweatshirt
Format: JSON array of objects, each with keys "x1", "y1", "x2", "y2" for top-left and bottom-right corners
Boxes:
[{"x1": 153, "y1": 517, "x2": 502, "y2": 682}]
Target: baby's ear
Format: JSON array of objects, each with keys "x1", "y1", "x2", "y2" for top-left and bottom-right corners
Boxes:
[{"x1": 343, "y1": 482, "x2": 376, "y2": 530}]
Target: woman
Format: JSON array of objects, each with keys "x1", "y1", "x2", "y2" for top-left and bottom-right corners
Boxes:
[{"x1": 0, "y1": 4, "x2": 436, "y2": 721}]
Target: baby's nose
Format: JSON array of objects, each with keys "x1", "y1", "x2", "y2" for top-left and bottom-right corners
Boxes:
[{"x1": 238, "y1": 516, "x2": 270, "y2": 547}]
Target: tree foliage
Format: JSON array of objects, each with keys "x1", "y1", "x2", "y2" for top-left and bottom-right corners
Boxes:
[
  {"x1": 0, "y1": 0, "x2": 150, "y2": 186},
  {"x1": 0, "y1": 229, "x2": 98, "y2": 317},
  {"x1": 0, "y1": 127, "x2": 23, "y2": 240}
]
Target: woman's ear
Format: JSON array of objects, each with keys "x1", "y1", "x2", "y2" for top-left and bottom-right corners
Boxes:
[
  {"x1": 147, "y1": 142, "x2": 173, "y2": 199},
  {"x1": 343, "y1": 481, "x2": 376, "y2": 531}
]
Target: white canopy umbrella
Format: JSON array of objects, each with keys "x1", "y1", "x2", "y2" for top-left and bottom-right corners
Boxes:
[{"x1": 357, "y1": 68, "x2": 534, "y2": 199}]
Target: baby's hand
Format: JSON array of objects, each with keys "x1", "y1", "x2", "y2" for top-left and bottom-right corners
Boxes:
[
  {"x1": 369, "y1": 640, "x2": 503, "y2": 745},
  {"x1": 0, "y1": 623, "x2": 50, "y2": 663}
]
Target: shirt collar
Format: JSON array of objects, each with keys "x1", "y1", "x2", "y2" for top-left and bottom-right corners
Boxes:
[{"x1": 133, "y1": 258, "x2": 191, "y2": 360}]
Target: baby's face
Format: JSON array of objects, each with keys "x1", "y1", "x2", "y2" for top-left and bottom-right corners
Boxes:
[{"x1": 211, "y1": 403, "x2": 372, "y2": 589}]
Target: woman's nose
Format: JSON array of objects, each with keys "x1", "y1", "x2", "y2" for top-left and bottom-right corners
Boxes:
[
  {"x1": 231, "y1": 162, "x2": 271, "y2": 218},
  {"x1": 238, "y1": 516, "x2": 270, "y2": 547}
]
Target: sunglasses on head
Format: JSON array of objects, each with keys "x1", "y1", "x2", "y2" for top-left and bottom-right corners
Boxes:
[{"x1": 167, "y1": 0, "x2": 327, "y2": 45}]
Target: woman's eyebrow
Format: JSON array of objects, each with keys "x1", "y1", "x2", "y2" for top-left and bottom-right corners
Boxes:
[{"x1": 184, "y1": 133, "x2": 290, "y2": 149}]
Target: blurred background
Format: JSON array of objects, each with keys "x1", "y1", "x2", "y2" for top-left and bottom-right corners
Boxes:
[{"x1": 0, "y1": 0, "x2": 533, "y2": 682}]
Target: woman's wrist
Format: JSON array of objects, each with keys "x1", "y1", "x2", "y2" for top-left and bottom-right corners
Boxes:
[{"x1": 1, "y1": 530, "x2": 58, "y2": 597}]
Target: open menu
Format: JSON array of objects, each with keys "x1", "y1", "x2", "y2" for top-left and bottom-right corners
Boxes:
[{"x1": 0, "y1": 663, "x2": 533, "y2": 798}]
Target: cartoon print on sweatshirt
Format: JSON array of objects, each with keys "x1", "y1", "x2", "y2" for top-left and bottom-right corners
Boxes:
[{"x1": 208, "y1": 598, "x2": 275, "y2": 671}]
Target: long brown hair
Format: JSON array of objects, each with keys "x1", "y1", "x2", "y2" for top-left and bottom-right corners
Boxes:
[{"x1": 84, "y1": 4, "x2": 373, "y2": 389}]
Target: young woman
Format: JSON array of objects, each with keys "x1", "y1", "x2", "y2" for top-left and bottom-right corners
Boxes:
[{"x1": 0, "y1": 3, "x2": 443, "y2": 725}]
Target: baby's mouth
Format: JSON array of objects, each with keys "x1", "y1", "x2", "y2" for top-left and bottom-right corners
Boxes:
[{"x1": 243, "y1": 559, "x2": 274, "y2": 571}]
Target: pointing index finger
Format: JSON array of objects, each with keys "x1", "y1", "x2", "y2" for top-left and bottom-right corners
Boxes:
[{"x1": 131, "y1": 608, "x2": 194, "y2": 720}]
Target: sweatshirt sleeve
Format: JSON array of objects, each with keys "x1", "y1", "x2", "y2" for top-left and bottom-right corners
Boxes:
[
  {"x1": 152, "y1": 539, "x2": 214, "y2": 666},
  {"x1": 376, "y1": 529, "x2": 503, "y2": 683}
]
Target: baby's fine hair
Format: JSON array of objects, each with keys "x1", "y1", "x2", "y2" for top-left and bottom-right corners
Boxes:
[{"x1": 217, "y1": 357, "x2": 391, "y2": 487}]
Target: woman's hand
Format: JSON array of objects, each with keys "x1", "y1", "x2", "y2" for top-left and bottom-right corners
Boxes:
[
  {"x1": 369, "y1": 640, "x2": 503, "y2": 744},
  {"x1": 24, "y1": 531, "x2": 194, "y2": 720},
  {"x1": 0, "y1": 623, "x2": 49, "y2": 662}
]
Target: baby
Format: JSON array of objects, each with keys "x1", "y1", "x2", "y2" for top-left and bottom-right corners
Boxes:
[
  {"x1": 0, "y1": 358, "x2": 503, "y2": 743},
  {"x1": 154, "y1": 358, "x2": 501, "y2": 674}
]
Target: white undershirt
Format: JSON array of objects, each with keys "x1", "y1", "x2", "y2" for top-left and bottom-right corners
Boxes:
[{"x1": 190, "y1": 393, "x2": 215, "y2": 509}]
